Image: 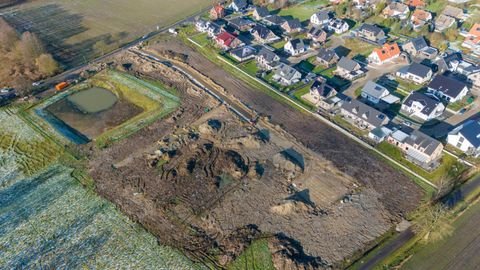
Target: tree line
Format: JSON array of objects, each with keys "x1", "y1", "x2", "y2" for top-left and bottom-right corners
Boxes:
[{"x1": 0, "y1": 17, "x2": 60, "y2": 96}]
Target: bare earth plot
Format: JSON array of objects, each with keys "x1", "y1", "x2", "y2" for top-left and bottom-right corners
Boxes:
[
  {"x1": 402, "y1": 201, "x2": 480, "y2": 270},
  {"x1": 0, "y1": 0, "x2": 213, "y2": 67}
]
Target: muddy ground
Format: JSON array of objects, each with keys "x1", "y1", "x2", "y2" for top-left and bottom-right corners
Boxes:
[{"x1": 86, "y1": 48, "x2": 423, "y2": 269}]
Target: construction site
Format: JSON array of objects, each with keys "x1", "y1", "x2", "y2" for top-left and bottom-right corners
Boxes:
[{"x1": 75, "y1": 39, "x2": 425, "y2": 269}]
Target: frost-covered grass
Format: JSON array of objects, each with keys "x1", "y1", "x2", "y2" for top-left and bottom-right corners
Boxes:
[{"x1": 0, "y1": 165, "x2": 203, "y2": 269}]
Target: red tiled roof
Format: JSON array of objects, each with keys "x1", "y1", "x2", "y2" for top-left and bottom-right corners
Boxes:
[
  {"x1": 216, "y1": 31, "x2": 237, "y2": 47},
  {"x1": 372, "y1": 43, "x2": 401, "y2": 62},
  {"x1": 406, "y1": 0, "x2": 425, "y2": 7}
]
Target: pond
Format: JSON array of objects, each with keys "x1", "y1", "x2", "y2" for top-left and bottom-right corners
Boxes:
[{"x1": 67, "y1": 87, "x2": 118, "y2": 114}]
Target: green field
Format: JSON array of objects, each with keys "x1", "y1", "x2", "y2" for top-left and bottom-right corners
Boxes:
[
  {"x1": 228, "y1": 239, "x2": 275, "y2": 270},
  {"x1": 0, "y1": 109, "x2": 202, "y2": 269},
  {"x1": 0, "y1": 0, "x2": 213, "y2": 67},
  {"x1": 276, "y1": 0, "x2": 329, "y2": 21}
]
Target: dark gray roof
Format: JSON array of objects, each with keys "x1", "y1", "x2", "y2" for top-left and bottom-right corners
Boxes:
[
  {"x1": 264, "y1": 15, "x2": 286, "y2": 25},
  {"x1": 341, "y1": 98, "x2": 389, "y2": 127},
  {"x1": 403, "y1": 92, "x2": 442, "y2": 115},
  {"x1": 311, "y1": 78, "x2": 335, "y2": 97},
  {"x1": 232, "y1": 0, "x2": 248, "y2": 9},
  {"x1": 251, "y1": 24, "x2": 273, "y2": 39},
  {"x1": 337, "y1": 57, "x2": 360, "y2": 72},
  {"x1": 313, "y1": 11, "x2": 331, "y2": 21},
  {"x1": 407, "y1": 63, "x2": 431, "y2": 78},
  {"x1": 329, "y1": 18, "x2": 347, "y2": 29},
  {"x1": 253, "y1": 6, "x2": 269, "y2": 17},
  {"x1": 230, "y1": 46, "x2": 257, "y2": 59},
  {"x1": 228, "y1": 17, "x2": 253, "y2": 29},
  {"x1": 454, "y1": 120, "x2": 480, "y2": 148},
  {"x1": 408, "y1": 37, "x2": 428, "y2": 51},
  {"x1": 317, "y1": 48, "x2": 338, "y2": 62},
  {"x1": 283, "y1": 19, "x2": 301, "y2": 30},
  {"x1": 428, "y1": 75, "x2": 468, "y2": 99},
  {"x1": 257, "y1": 46, "x2": 278, "y2": 62},
  {"x1": 359, "y1": 24, "x2": 384, "y2": 36},
  {"x1": 404, "y1": 130, "x2": 441, "y2": 156},
  {"x1": 308, "y1": 27, "x2": 326, "y2": 38},
  {"x1": 288, "y1": 39, "x2": 305, "y2": 50},
  {"x1": 275, "y1": 63, "x2": 301, "y2": 81}
]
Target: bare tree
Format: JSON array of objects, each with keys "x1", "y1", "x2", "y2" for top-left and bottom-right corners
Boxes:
[
  {"x1": 0, "y1": 17, "x2": 18, "y2": 51},
  {"x1": 17, "y1": 32, "x2": 45, "y2": 63},
  {"x1": 36, "y1": 53, "x2": 60, "y2": 76},
  {"x1": 413, "y1": 204, "x2": 454, "y2": 244}
]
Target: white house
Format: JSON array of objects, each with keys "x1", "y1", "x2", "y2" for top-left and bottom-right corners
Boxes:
[
  {"x1": 427, "y1": 75, "x2": 469, "y2": 103},
  {"x1": 310, "y1": 11, "x2": 331, "y2": 26},
  {"x1": 284, "y1": 39, "x2": 306, "y2": 56},
  {"x1": 360, "y1": 81, "x2": 390, "y2": 104},
  {"x1": 273, "y1": 63, "x2": 302, "y2": 86},
  {"x1": 447, "y1": 120, "x2": 480, "y2": 156},
  {"x1": 401, "y1": 92, "x2": 445, "y2": 121},
  {"x1": 327, "y1": 18, "x2": 349, "y2": 34},
  {"x1": 395, "y1": 63, "x2": 433, "y2": 85},
  {"x1": 229, "y1": 0, "x2": 248, "y2": 12}
]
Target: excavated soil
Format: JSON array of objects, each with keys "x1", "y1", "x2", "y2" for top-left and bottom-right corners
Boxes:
[{"x1": 86, "y1": 49, "x2": 423, "y2": 269}]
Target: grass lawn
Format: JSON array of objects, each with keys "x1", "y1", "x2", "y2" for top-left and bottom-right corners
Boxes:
[
  {"x1": 239, "y1": 60, "x2": 260, "y2": 77},
  {"x1": 315, "y1": 65, "x2": 335, "y2": 76},
  {"x1": 295, "y1": 60, "x2": 316, "y2": 73},
  {"x1": 228, "y1": 239, "x2": 275, "y2": 270},
  {"x1": 292, "y1": 82, "x2": 316, "y2": 110},
  {"x1": 447, "y1": 96, "x2": 475, "y2": 112},
  {"x1": 376, "y1": 142, "x2": 466, "y2": 184},
  {"x1": 190, "y1": 33, "x2": 210, "y2": 47},
  {"x1": 331, "y1": 115, "x2": 369, "y2": 138},
  {"x1": 344, "y1": 38, "x2": 377, "y2": 58},
  {"x1": 425, "y1": 0, "x2": 447, "y2": 13},
  {"x1": 354, "y1": 87, "x2": 363, "y2": 98},
  {"x1": 275, "y1": 0, "x2": 329, "y2": 21},
  {"x1": 270, "y1": 39, "x2": 287, "y2": 50}
]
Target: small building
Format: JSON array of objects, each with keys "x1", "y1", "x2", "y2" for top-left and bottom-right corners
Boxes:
[
  {"x1": 427, "y1": 74, "x2": 469, "y2": 103},
  {"x1": 447, "y1": 120, "x2": 480, "y2": 156},
  {"x1": 357, "y1": 24, "x2": 386, "y2": 44},
  {"x1": 382, "y1": 2, "x2": 410, "y2": 19},
  {"x1": 434, "y1": 14, "x2": 456, "y2": 32},
  {"x1": 229, "y1": 46, "x2": 257, "y2": 62},
  {"x1": 215, "y1": 31, "x2": 244, "y2": 50},
  {"x1": 229, "y1": 0, "x2": 248, "y2": 12},
  {"x1": 442, "y1": 5, "x2": 466, "y2": 20},
  {"x1": 272, "y1": 63, "x2": 302, "y2": 86},
  {"x1": 210, "y1": 4, "x2": 226, "y2": 20},
  {"x1": 360, "y1": 81, "x2": 390, "y2": 104},
  {"x1": 467, "y1": 70, "x2": 480, "y2": 90},
  {"x1": 228, "y1": 17, "x2": 255, "y2": 32},
  {"x1": 252, "y1": 6, "x2": 269, "y2": 20},
  {"x1": 281, "y1": 19, "x2": 302, "y2": 34},
  {"x1": 395, "y1": 62, "x2": 433, "y2": 84},
  {"x1": 309, "y1": 77, "x2": 337, "y2": 102},
  {"x1": 368, "y1": 43, "x2": 401, "y2": 65},
  {"x1": 316, "y1": 48, "x2": 340, "y2": 67},
  {"x1": 462, "y1": 23, "x2": 480, "y2": 55},
  {"x1": 310, "y1": 11, "x2": 331, "y2": 26},
  {"x1": 402, "y1": 130, "x2": 444, "y2": 167},
  {"x1": 401, "y1": 92, "x2": 445, "y2": 121},
  {"x1": 402, "y1": 37, "x2": 438, "y2": 59},
  {"x1": 327, "y1": 18, "x2": 349, "y2": 34},
  {"x1": 335, "y1": 57, "x2": 367, "y2": 81},
  {"x1": 308, "y1": 27, "x2": 328, "y2": 44},
  {"x1": 256, "y1": 46, "x2": 280, "y2": 70},
  {"x1": 410, "y1": 9, "x2": 432, "y2": 31},
  {"x1": 263, "y1": 15, "x2": 286, "y2": 26},
  {"x1": 284, "y1": 39, "x2": 306, "y2": 56},
  {"x1": 251, "y1": 24, "x2": 280, "y2": 44},
  {"x1": 340, "y1": 98, "x2": 390, "y2": 130},
  {"x1": 368, "y1": 126, "x2": 394, "y2": 143}
]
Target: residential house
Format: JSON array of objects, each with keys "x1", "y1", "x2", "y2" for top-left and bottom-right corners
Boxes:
[
  {"x1": 310, "y1": 11, "x2": 331, "y2": 26},
  {"x1": 462, "y1": 23, "x2": 480, "y2": 55},
  {"x1": 368, "y1": 42, "x2": 401, "y2": 65},
  {"x1": 316, "y1": 48, "x2": 340, "y2": 67},
  {"x1": 215, "y1": 31, "x2": 244, "y2": 50},
  {"x1": 395, "y1": 62, "x2": 433, "y2": 84},
  {"x1": 281, "y1": 19, "x2": 302, "y2": 34},
  {"x1": 447, "y1": 120, "x2": 480, "y2": 156},
  {"x1": 263, "y1": 15, "x2": 286, "y2": 26},
  {"x1": 357, "y1": 24, "x2": 386, "y2": 44},
  {"x1": 436, "y1": 52, "x2": 467, "y2": 74},
  {"x1": 427, "y1": 74, "x2": 469, "y2": 103},
  {"x1": 402, "y1": 37, "x2": 438, "y2": 59},
  {"x1": 335, "y1": 57, "x2": 367, "y2": 80},
  {"x1": 401, "y1": 92, "x2": 445, "y2": 121},
  {"x1": 228, "y1": 17, "x2": 255, "y2": 32},
  {"x1": 272, "y1": 63, "x2": 302, "y2": 86},
  {"x1": 284, "y1": 39, "x2": 306, "y2": 56},
  {"x1": 442, "y1": 5, "x2": 466, "y2": 20},
  {"x1": 368, "y1": 126, "x2": 394, "y2": 143},
  {"x1": 309, "y1": 77, "x2": 337, "y2": 103},
  {"x1": 252, "y1": 6, "x2": 269, "y2": 20},
  {"x1": 434, "y1": 14, "x2": 456, "y2": 32},
  {"x1": 405, "y1": 0, "x2": 426, "y2": 8},
  {"x1": 353, "y1": 0, "x2": 382, "y2": 9},
  {"x1": 327, "y1": 18, "x2": 349, "y2": 34},
  {"x1": 308, "y1": 27, "x2": 328, "y2": 45},
  {"x1": 360, "y1": 81, "x2": 390, "y2": 104},
  {"x1": 206, "y1": 22, "x2": 223, "y2": 37},
  {"x1": 402, "y1": 130, "x2": 444, "y2": 167},
  {"x1": 382, "y1": 2, "x2": 410, "y2": 19},
  {"x1": 229, "y1": 0, "x2": 248, "y2": 12},
  {"x1": 196, "y1": 20, "x2": 209, "y2": 33},
  {"x1": 229, "y1": 46, "x2": 257, "y2": 62},
  {"x1": 410, "y1": 9, "x2": 432, "y2": 30},
  {"x1": 251, "y1": 24, "x2": 280, "y2": 44},
  {"x1": 467, "y1": 70, "x2": 480, "y2": 90},
  {"x1": 340, "y1": 98, "x2": 390, "y2": 130},
  {"x1": 256, "y1": 46, "x2": 280, "y2": 70},
  {"x1": 210, "y1": 4, "x2": 225, "y2": 20}
]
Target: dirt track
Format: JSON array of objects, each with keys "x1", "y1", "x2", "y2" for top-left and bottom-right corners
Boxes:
[{"x1": 148, "y1": 37, "x2": 423, "y2": 217}]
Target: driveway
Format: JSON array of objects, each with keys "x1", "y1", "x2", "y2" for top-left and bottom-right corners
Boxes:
[{"x1": 445, "y1": 87, "x2": 480, "y2": 126}]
